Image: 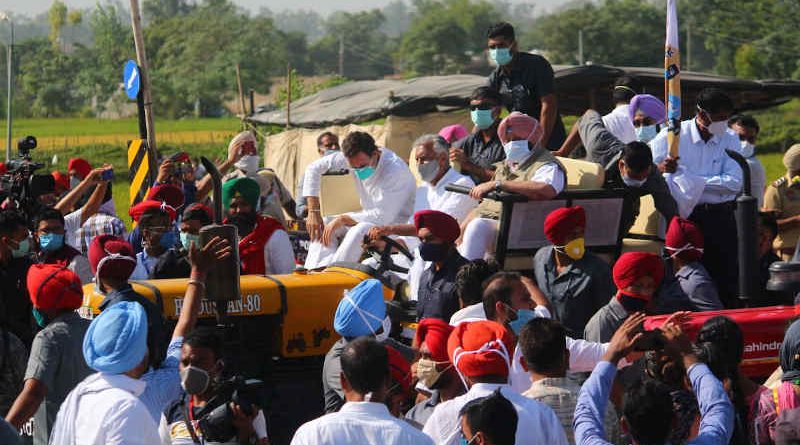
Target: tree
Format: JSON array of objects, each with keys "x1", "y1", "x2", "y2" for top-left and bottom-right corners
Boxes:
[
  {"x1": 142, "y1": 0, "x2": 194, "y2": 24},
  {"x1": 15, "y1": 38, "x2": 80, "y2": 116},
  {"x1": 48, "y1": 0, "x2": 68, "y2": 48}
]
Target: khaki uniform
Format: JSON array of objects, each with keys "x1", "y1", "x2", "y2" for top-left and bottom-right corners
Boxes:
[
  {"x1": 477, "y1": 147, "x2": 564, "y2": 220},
  {"x1": 763, "y1": 175, "x2": 800, "y2": 258}
]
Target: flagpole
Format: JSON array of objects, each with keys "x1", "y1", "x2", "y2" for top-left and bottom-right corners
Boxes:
[{"x1": 665, "y1": 0, "x2": 681, "y2": 160}]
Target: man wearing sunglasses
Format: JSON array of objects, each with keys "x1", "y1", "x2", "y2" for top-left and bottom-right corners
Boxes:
[{"x1": 451, "y1": 87, "x2": 506, "y2": 184}]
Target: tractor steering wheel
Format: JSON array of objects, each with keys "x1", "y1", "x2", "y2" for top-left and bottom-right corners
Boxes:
[{"x1": 367, "y1": 235, "x2": 414, "y2": 275}]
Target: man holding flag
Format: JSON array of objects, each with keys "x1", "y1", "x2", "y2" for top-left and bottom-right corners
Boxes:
[{"x1": 650, "y1": 0, "x2": 742, "y2": 306}]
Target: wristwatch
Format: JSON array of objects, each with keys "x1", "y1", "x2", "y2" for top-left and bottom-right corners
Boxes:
[{"x1": 494, "y1": 180, "x2": 502, "y2": 192}]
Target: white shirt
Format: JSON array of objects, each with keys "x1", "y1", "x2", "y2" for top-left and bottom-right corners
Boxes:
[
  {"x1": 264, "y1": 229, "x2": 296, "y2": 274},
  {"x1": 68, "y1": 254, "x2": 93, "y2": 285},
  {"x1": 448, "y1": 303, "x2": 551, "y2": 326},
  {"x1": 650, "y1": 118, "x2": 743, "y2": 204},
  {"x1": 746, "y1": 156, "x2": 766, "y2": 208},
  {"x1": 303, "y1": 148, "x2": 417, "y2": 226},
  {"x1": 509, "y1": 338, "x2": 609, "y2": 393},
  {"x1": 291, "y1": 401, "x2": 434, "y2": 445},
  {"x1": 414, "y1": 167, "x2": 478, "y2": 224},
  {"x1": 602, "y1": 104, "x2": 637, "y2": 144},
  {"x1": 50, "y1": 373, "x2": 161, "y2": 445},
  {"x1": 64, "y1": 208, "x2": 83, "y2": 250},
  {"x1": 423, "y1": 383, "x2": 568, "y2": 445},
  {"x1": 531, "y1": 162, "x2": 566, "y2": 194}
]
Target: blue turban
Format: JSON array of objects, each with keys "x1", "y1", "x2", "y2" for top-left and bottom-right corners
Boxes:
[
  {"x1": 83, "y1": 301, "x2": 148, "y2": 374},
  {"x1": 334, "y1": 279, "x2": 385, "y2": 338},
  {"x1": 781, "y1": 319, "x2": 800, "y2": 382}
]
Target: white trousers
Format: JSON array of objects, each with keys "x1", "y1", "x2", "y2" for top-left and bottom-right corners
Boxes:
[
  {"x1": 304, "y1": 221, "x2": 375, "y2": 269},
  {"x1": 457, "y1": 217, "x2": 498, "y2": 260}
]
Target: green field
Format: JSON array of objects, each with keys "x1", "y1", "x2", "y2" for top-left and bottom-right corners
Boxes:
[{"x1": 0, "y1": 117, "x2": 241, "y2": 138}]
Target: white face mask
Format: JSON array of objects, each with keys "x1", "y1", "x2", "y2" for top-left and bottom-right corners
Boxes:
[
  {"x1": 706, "y1": 120, "x2": 728, "y2": 137},
  {"x1": 235, "y1": 155, "x2": 260, "y2": 174},
  {"x1": 503, "y1": 140, "x2": 530, "y2": 165},
  {"x1": 635, "y1": 125, "x2": 658, "y2": 142},
  {"x1": 740, "y1": 140, "x2": 755, "y2": 158},
  {"x1": 622, "y1": 174, "x2": 647, "y2": 188}
]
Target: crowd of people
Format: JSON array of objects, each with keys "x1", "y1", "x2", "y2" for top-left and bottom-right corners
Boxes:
[{"x1": 0, "y1": 20, "x2": 798, "y2": 445}]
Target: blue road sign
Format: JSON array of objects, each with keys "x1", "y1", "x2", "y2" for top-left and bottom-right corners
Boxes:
[{"x1": 124, "y1": 60, "x2": 141, "y2": 100}]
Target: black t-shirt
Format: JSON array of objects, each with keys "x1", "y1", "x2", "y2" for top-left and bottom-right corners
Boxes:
[
  {"x1": 487, "y1": 52, "x2": 566, "y2": 149},
  {"x1": 0, "y1": 257, "x2": 33, "y2": 346},
  {"x1": 453, "y1": 129, "x2": 505, "y2": 184}
]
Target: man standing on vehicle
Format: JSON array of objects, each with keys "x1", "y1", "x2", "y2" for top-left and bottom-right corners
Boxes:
[
  {"x1": 486, "y1": 22, "x2": 566, "y2": 149},
  {"x1": 303, "y1": 131, "x2": 416, "y2": 269}
]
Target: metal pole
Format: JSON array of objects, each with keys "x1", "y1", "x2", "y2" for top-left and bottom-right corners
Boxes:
[
  {"x1": 5, "y1": 18, "x2": 12, "y2": 162},
  {"x1": 578, "y1": 29, "x2": 584, "y2": 65},
  {"x1": 129, "y1": 0, "x2": 157, "y2": 182},
  {"x1": 338, "y1": 37, "x2": 344, "y2": 77},
  {"x1": 286, "y1": 63, "x2": 291, "y2": 129},
  {"x1": 686, "y1": 21, "x2": 692, "y2": 72}
]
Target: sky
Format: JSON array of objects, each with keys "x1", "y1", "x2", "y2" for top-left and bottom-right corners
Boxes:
[{"x1": 0, "y1": 0, "x2": 568, "y2": 18}]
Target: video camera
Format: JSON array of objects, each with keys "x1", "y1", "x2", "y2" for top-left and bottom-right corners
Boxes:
[
  {"x1": 0, "y1": 136, "x2": 47, "y2": 215},
  {"x1": 196, "y1": 376, "x2": 265, "y2": 442}
]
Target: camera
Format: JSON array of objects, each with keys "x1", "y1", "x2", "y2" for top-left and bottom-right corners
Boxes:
[
  {"x1": 196, "y1": 376, "x2": 264, "y2": 442},
  {"x1": 0, "y1": 135, "x2": 46, "y2": 216},
  {"x1": 17, "y1": 135, "x2": 37, "y2": 158}
]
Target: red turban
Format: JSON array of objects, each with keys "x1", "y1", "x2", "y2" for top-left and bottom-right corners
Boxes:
[
  {"x1": 52, "y1": 171, "x2": 69, "y2": 191},
  {"x1": 129, "y1": 200, "x2": 177, "y2": 223},
  {"x1": 68, "y1": 158, "x2": 92, "y2": 178},
  {"x1": 612, "y1": 252, "x2": 664, "y2": 298},
  {"x1": 414, "y1": 210, "x2": 460, "y2": 243},
  {"x1": 665, "y1": 217, "x2": 704, "y2": 263},
  {"x1": 147, "y1": 184, "x2": 185, "y2": 210},
  {"x1": 386, "y1": 346, "x2": 412, "y2": 396},
  {"x1": 448, "y1": 320, "x2": 514, "y2": 378},
  {"x1": 415, "y1": 318, "x2": 455, "y2": 363},
  {"x1": 498, "y1": 112, "x2": 544, "y2": 145},
  {"x1": 27, "y1": 264, "x2": 83, "y2": 311},
  {"x1": 182, "y1": 203, "x2": 213, "y2": 225},
  {"x1": 0, "y1": 163, "x2": 6, "y2": 175},
  {"x1": 544, "y1": 206, "x2": 586, "y2": 246},
  {"x1": 89, "y1": 235, "x2": 137, "y2": 281},
  {"x1": 171, "y1": 152, "x2": 191, "y2": 163}
]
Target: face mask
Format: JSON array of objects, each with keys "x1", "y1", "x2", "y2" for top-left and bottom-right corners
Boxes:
[
  {"x1": 617, "y1": 292, "x2": 649, "y2": 313},
  {"x1": 180, "y1": 232, "x2": 200, "y2": 250},
  {"x1": 635, "y1": 124, "x2": 658, "y2": 142},
  {"x1": 471, "y1": 109, "x2": 495, "y2": 130},
  {"x1": 490, "y1": 48, "x2": 513, "y2": 66},
  {"x1": 417, "y1": 161, "x2": 440, "y2": 183},
  {"x1": 354, "y1": 165, "x2": 376, "y2": 181},
  {"x1": 461, "y1": 436, "x2": 477, "y2": 445},
  {"x1": 503, "y1": 140, "x2": 530, "y2": 165},
  {"x1": 621, "y1": 174, "x2": 647, "y2": 188},
  {"x1": 11, "y1": 237, "x2": 31, "y2": 259},
  {"x1": 419, "y1": 242, "x2": 449, "y2": 262},
  {"x1": 740, "y1": 141, "x2": 755, "y2": 158},
  {"x1": 159, "y1": 230, "x2": 177, "y2": 250},
  {"x1": 32, "y1": 307, "x2": 49, "y2": 328},
  {"x1": 416, "y1": 358, "x2": 451, "y2": 388},
  {"x1": 39, "y1": 233, "x2": 65, "y2": 253},
  {"x1": 180, "y1": 365, "x2": 210, "y2": 395},
  {"x1": 324, "y1": 149, "x2": 338, "y2": 157},
  {"x1": 705, "y1": 120, "x2": 728, "y2": 137},
  {"x1": 235, "y1": 155, "x2": 260, "y2": 174},
  {"x1": 555, "y1": 237, "x2": 585, "y2": 260},
  {"x1": 69, "y1": 176, "x2": 81, "y2": 190},
  {"x1": 508, "y1": 308, "x2": 537, "y2": 335}
]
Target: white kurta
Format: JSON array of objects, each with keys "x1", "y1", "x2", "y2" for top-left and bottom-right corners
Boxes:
[
  {"x1": 303, "y1": 148, "x2": 417, "y2": 268},
  {"x1": 264, "y1": 230, "x2": 296, "y2": 274},
  {"x1": 602, "y1": 104, "x2": 636, "y2": 144},
  {"x1": 291, "y1": 401, "x2": 435, "y2": 445},
  {"x1": 423, "y1": 383, "x2": 568, "y2": 445}
]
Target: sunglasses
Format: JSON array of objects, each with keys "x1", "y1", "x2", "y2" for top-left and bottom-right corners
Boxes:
[{"x1": 469, "y1": 104, "x2": 495, "y2": 111}]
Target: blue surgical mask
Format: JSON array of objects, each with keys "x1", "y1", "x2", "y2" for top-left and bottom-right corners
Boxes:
[
  {"x1": 503, "y1": 140, "x2": 530, "y2": 165},
  {"x1": 740, "y1": 141, "x2": 755, "y2": 158},
  {"x1": 471, "y1": 109, "x2": 495, "y2": 130},
  {"x1": 180, "y1": 232, "x2": 200, "y2": 250},
  {"x1": 490, "y1": 48, "x2": 513, "y2": 66},
  {"x1": 159, "y1": 230, "x2": 178, "y2": 250},
  {"x1": 39, "y1": 233, "x2": 65, "y2": 253},
  {"x1": 11, "y1": 237, "x2": 30, "y2": 259},
  {"x1": 635, "y1": 124, "x2": 658, "y2": 142},
  {"x1": 508, "y1": 308, "x2": 537, "y2": 335},
  {"x1": 354, "y1": 165, "x2": 376, "y2": 181},
  {"x1": 324, "y1": 149, "x2": 338, "y2": 157},
  {"x1": 621, "y1": 174, "x2": 647, "y2": 188},
  {"x1": 69, "y1": 176, "x2": 81, "y2": 190}
]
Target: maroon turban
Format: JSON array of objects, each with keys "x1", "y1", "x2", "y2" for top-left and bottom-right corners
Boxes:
[
  {"x1": 665, "y1": 217, "x2": 704, "y2": 263},
  {"x1": 147, "y1": 184, "x2": 185, "y2": 210},
  {"x1": 414, "y1": 210, "x2": 460, "y2": 243},
  {"x1": 89, "y1": 235, "x2": 137, "y2": 282}
]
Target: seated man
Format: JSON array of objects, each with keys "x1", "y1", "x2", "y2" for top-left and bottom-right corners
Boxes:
[
  {"x1": 574, "y1": 314, "x2": 734, "y2": 445},
  {"x1": 533, "y1": 206, "x2": 613, "y2": 338},
  {"x1": 757, "y1": 212, "x2": 784, "y2": 306},
  {"x1": 450, "y1": 87, "x2": 506, "y2": 184},
  {"x1": 556, "y1": 94, "x2": 678, "y2": 234},
  {"x1": 413, "y1": 210, "x2": 469, "y2": 322},
  {"x1": 303, "y1": 131, "x2": 416, "y2": 269},
  {"x1": 600, "y1": 76, "x2": 641, "y2": 144},
  {"x1": 459, "y1": 112, "x2": 566, "y2": 260},
  {"x1": 422, "y1": 320, "x2": 568, "y2": 445},
  {"x1": 459, "y1": 391, "x2": 518, "y2": 445},
  {"x1": 128, "y1": 200, "x2": 179, "y2": 281},
  {"x1": 661, "y1": 217, "x2": 723, "y2": 312},
  {"x1": 292, "y1": 337, "x2": 434, "y2": 445},
  {"x1": 584, "y1": 252, "x2": 664, "y2": 343},
  {"x1": 223, "y1": 177, "x2": 295, "y2": 275},
  {"x1": 519, "y1": 318, "x2": 621, "y2": 445},
  {"x1": 763, "y1": 144, "x2": 800, "y2": 261},
  {"x1": 296, "y1": 132, "x2": 340, "y2": 219}
]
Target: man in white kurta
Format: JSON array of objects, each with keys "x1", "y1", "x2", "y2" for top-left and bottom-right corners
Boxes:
[{"x1": 302, "y1": 131, "x2": 416, "y2": 269}]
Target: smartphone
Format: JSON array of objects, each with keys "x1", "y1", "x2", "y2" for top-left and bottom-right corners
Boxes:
[
  {"x1": 101, "y1": 169, "x2": 114, "y2": 181},
  {"x1": 634, "y1": 329, "x2": 665, "y2": 351}
]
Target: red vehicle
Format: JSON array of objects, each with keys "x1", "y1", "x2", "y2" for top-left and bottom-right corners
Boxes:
[{"x1": 646, "y1": 305, "x2": 800, "y2": 379}]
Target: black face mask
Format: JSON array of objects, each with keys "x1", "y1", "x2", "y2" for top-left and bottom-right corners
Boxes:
[
  {"x1": 419, "y1": 242, "x2": 449, "y2": 262},
  {"x1": 226, "y1": 212, "x2": 257, "y2": 237},
  {"x1": 617, "y1": 292, "x2": 649, "y2": 313}
]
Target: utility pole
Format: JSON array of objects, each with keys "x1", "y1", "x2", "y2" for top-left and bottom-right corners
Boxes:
[
  {"x1": 338, "y1": 37, "x2": 344, "y2": 77},
  {"x1": 129, "y1": 0, "x2": 157, "y2": 178},
  {"x1": 1, "y1": 13, "x2": 13, "y2": 162},
  {"x1": 286, "y1": 63, "x2": 292, "y2": 129},
  {"x1": 578, "y1": 29, "x2": 584, "y2": 65},
  {"x1": 686, "y1": 20, "x2": 692, "y2": 72}
]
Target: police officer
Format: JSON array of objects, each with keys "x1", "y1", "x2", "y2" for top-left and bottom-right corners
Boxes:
[{"x1": 763, "y1": 144, "x2": 800, "y2": 260}]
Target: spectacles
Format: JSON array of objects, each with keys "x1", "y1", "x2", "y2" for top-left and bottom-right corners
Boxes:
[{"x1": 469, "y1": 104, "x2": 494, "y2": 111}]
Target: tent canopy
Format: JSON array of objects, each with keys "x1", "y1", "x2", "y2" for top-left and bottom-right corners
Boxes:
[{"x1": 249, "y1": 64, "x2": 800, "y2": 128}]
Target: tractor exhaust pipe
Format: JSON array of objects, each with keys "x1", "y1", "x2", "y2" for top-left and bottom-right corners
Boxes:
[
  {"x1": 726, "y1": 149, "x2": 758, "y2": 307},
  {"x1": 199, "y1": 156, "x2": 240, "y2": 325}
]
